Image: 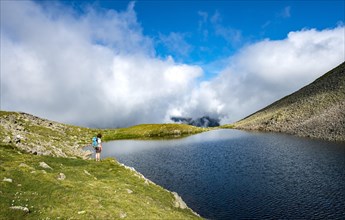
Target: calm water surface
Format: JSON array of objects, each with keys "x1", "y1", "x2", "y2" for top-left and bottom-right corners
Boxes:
[{"x1": 101, "y1": 129, "x2": 345, "y2": 219}]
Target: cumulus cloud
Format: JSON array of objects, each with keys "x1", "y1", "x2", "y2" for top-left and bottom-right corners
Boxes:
[
  {"x1": 176, "y1": 26, "x2": 345, "y2": 124},
  {"x1": 1, "y1": 1, "x2": 344, "y2": 128},
  {"x1": 0, "y1": 0, "x2": 202, "y2": 127}
]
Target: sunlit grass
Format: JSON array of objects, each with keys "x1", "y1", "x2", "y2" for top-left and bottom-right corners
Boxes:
[{"x1": 0, "y1": 144, "x2": 200, "y2": 219}]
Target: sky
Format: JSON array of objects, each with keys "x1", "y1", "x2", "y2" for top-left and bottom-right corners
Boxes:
[{"x1": 1, "y1": 0, "x2": 344, "y2": 128}]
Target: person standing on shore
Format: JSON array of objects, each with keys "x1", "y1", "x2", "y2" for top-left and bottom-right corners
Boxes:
[{"x1": 95, "y1": 133, "x2": 102, "y2": 161}]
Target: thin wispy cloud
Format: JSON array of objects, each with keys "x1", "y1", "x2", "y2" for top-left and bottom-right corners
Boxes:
[
  {"x1": 211, "y1": 11, "x2": 243, "y2": 47},
  {"x1": 197, "y1": 11, "x2": 209, "y2": 40},
  {"x1": 158, "y1": 32, "x2": 192, "y2": 58},
  {"x1": 262, "y1": 6, "x2": 291, "y2": 31},
  {"x1": 280, "y1": 6, "x2": 291, "y2": 18}
]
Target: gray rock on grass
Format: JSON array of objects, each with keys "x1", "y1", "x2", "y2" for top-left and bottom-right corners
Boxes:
[
  {"x1": 3, "y1": 178, "x2": 13, "y2": 183},
  {"x1": 172, "y1": 192, "x2": 187, "y2": 209},
  {"x1": 10, "y1": 206, "x2": 30, "y2": 213},
  {"x1": 57, "y1": 173, "x2": 66, "y2": 180},
  {"x1": 39, "y1": 162, "x2": 53, "y2": 170}
]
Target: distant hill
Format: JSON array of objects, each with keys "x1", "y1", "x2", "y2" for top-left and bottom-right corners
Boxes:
[{"x1": 233, "y1": 62, "x2": 345, "y2": 142}]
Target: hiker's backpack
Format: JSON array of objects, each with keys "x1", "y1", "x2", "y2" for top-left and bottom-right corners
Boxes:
[{"x1": 92, "y1": 137, "x2": 98, "y2": 148}]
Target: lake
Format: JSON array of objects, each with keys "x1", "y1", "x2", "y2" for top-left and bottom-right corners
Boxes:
[{"x1": 101, "y1": 129, "x2": 345, "y2": 219}]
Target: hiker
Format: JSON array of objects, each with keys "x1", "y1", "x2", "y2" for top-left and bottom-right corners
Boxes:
[{"x1": 94, "y1": 133, "x2": 102, "y2": 161}]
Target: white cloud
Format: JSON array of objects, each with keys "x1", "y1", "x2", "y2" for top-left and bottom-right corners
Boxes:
[
  {"x1": 0, "y1": 0, "x2": 202, "y2": 127},
  {"x1": 1, "y1": 1, "x2": 344, "y2": 128},
  {"x1": 178, "y1": 26, "x2": 345, "y2": 124}
]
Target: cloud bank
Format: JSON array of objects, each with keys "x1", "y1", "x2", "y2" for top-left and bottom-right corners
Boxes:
[
  {"x1": 1, "y1": 1, "x2": 202, "y2": 127},
  {"x1": 1, "y1": 1, "x2": 344, "y2": 127},
  {"x1": 177, "y1": 27, "x2": 345, "y2": 124}
]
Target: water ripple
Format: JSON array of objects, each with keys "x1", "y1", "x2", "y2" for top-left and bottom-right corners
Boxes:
[{"x1": 102, "y1": 129, "x2": 345, "y2": 219}]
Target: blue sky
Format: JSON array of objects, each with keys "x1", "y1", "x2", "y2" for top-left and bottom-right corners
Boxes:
[
  {"x1": 63, "y1": 1, "x2": 344, "y2": 57},
  {"x1": 55, "y1": 0, "x2": 345, "y2": 77},
  {"x1": 1, "y1": 0, "x2": 345, "y2": 127}
]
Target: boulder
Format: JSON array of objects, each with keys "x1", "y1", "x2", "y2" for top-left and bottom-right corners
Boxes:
[
  {"x1": 57, "y1": 173, "x2": 66, "y2": 180},
  {"x1": 3, "y1": 178, "x2": 13, "y2": 183},
  {"x1": 9, "y1": 206, "x2": 30, "y2": 213},
  {"x1": 119, "y1": 212, "x2": 127, "y2": 218},
  {"x1": 84, "y1": 170, "x2": 91, "y2": 176},
  {"x1": 14, "y1": 135, "x2": 21, "y2": 144},
  {"x1": 39, "y1": 162, "x2": 53, "y2": 170},
  {"x1": 172, "y1": 192, "x2": 187, "y2": 209}
]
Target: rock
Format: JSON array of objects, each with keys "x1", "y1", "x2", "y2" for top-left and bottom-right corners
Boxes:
[
  {"x1": 119, "y1": 212, "x2": 127, "y2": 218},
  {"x1": 84, "y1": 170, "x2": 91, "y2": 176},
  {"x1": 126, "y1": 189, "x2": 133, "y2": 194},
  {"x1": 16, "y1": 125, "x2": 24, "y2": 131},
  {"x1": 19, "y1": 163, "x2": 28, "y2": 167},
  {"x1": 82, "y1": 150, "x2": 93, "y2": 159},
  {"x1": 39, "y1": 162, "x2": 53, "y2": 170},
  {"x1": 10, "y1": 206, "x2": 30, "y2": 213},
  {"x1": 3, "y1": 136, "x2": 11, "y2": 144},
  {"x1": 172, "y1": 192, "x2": 187, "y2": 209},
  {"x1": 31, "y1": 146, "x2": 48, "y2": 156},
  {"x1": 3, "y1": 178, "x2": 13, "y2": 183},
  {"x1": 173, "y1": 130, "x2": 181, "y2": 135},
  {"x1": 57, "y1": 173, "x2": 66, "y2": 180},
  {"x1": 52, "y1": 147, "x2": 67, "y2": 157},
  {"x1": 14, "y1": 135, "x2": 21, "y2": 144},
  {"x1": 120, "y1": 163, "x2": 154, "y2": 185},
  {"x1": 77, "y1": 210, "x2": 86, "y2": 214}
]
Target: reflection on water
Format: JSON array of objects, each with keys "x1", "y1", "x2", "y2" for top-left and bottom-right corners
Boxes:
[{"x1": 102, "y1": 129, "x2": 345, "y2": 219}]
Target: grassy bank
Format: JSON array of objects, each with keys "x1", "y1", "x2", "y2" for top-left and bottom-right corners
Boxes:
[
  {"x1": 102, "y1": 124, "x2": 209, "y2": 141},
  {"x1": 0, "y1": 111, "x2": 204, "y2": 219},
  {"x1": 0, "y1": 144, "x2": 200, "y2": 219}
]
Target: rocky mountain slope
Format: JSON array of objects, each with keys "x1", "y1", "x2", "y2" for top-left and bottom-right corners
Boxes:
[
  {"x1": 0, "y1": 111, "x2": 94, "y2": 158},
  {"x1": 233, "y1": 62, "x2": 345, "y2": 142}
]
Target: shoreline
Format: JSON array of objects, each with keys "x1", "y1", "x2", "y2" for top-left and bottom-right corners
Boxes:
[{"x1": 83, "y1": 145, "x2": 201, "y2": 218}]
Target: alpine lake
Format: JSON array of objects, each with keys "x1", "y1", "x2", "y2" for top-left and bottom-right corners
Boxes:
[{"x1": 98, "y1": 129, "x2": 345, "y2": 219}]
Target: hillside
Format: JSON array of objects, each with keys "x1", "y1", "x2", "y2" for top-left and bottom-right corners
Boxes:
[
  {"x1": 233, "y1": 62, "x2": 345, "y2": 142},
  {"x1": 0, "y1": 111, "x2": 208, "y2": 157},
  {"x1": 0, "y1": 111, "x2": 204, "y2": 219}
]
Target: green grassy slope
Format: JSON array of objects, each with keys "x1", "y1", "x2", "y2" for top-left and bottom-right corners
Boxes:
[
  {"x1": 230, "y1": 62, "x2": 345, "y2": 141},
  {"x1": 102, "y1": 123, "x2": 209, "y2": 141},
  {"x1": 0, "y1": 145, "x2": 200, "y2": 219},
  {"x1": 0, "y1": 111, "x2": 204, "y2": 219}
]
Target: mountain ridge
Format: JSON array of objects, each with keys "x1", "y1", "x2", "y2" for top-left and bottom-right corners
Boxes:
[{"x1": 233, "y1": 62, "x2": 345, "y2": 142}]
